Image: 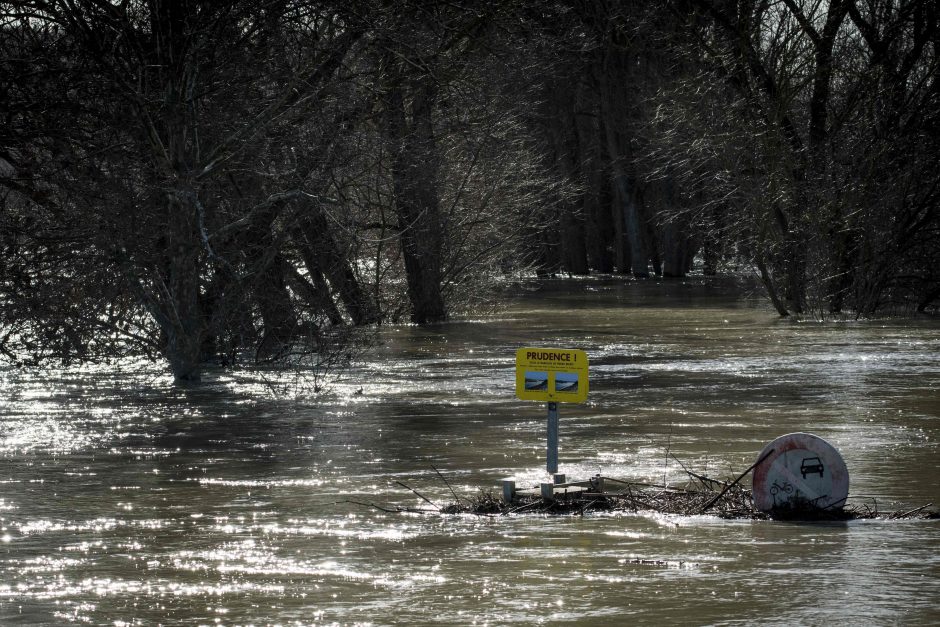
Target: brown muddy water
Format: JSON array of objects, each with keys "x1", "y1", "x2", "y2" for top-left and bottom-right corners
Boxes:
[{"x1": 1, "y1": 277, "x2": 939, "y2": 625}]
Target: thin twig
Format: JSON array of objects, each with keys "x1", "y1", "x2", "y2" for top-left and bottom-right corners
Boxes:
[
  {"x1": 346, "y1": 500, "x2": 401, "y2": 513},
  {"x1": 431, "y1": 464, "x2": 463, "y2": 505},
  {"x1": 700, "y1": 449, "x2": 775, "y2": 514},
  {"x1": 604, "y1": 477, "x2": 692, "y2": 492},
  {"x1": 579, "y1": 500, "x2": 597, "y2": 516},
  {"x1": 663, "y1": 427, "x2": 672, "y2": 487},
  {"x1": 394, "y1": 480, "x2": 441, "y2": 512},
  {"x1": 671, "y1": 454, "x2": 726, "y2": 491},
  {"x1": 892, "y1": 503, "x2": 932, "y2": 519},
  {"x1": 508, "y1": 500, "x2": 545, "y2": 514}
]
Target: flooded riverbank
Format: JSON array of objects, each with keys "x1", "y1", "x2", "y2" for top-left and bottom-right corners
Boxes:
[{"x1": 2, "y1": 277, "x2": 938, "y2": 624}]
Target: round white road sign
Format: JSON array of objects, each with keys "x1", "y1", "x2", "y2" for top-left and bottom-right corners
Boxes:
[{"x1": 751, "y1": 432, "x2": 849, "y2": 513}]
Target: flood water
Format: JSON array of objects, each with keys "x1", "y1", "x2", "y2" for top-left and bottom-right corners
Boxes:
[{"x1": 2, "y1": 277, "x2": 939, "y2": 625}]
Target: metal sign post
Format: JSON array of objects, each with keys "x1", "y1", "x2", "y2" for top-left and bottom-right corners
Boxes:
[{"x1": 546, "y1": 401, "x2": 559, "y2": 474}]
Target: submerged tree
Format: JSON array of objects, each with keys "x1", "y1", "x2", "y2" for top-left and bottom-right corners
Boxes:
[
  {"x1": 645, "y1": 0, "x2": 940, "y2": 316},
  {"x1": 0, "y1": 0, "x2": 373, "y2": 380},
  {"x1": 502, "y1": 2, "x2": 707, "y2": 279},
  {"x1": 2, "y1": 0, "x2": 937, "y2": 387},
  {"x1": 0, "y1": 0, "x2": 559, "y2": 380}
]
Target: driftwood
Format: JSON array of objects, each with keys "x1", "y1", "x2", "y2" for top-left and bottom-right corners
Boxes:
[
  {"x1": 394, "y1": 480, "x2": 441, "y2": 512},
  {"x1": 437, "y1": 486, "x2": 936, "y2": 521},
  {"x1": 348, "y1": 463, "x2": 939, "y2": 522}
]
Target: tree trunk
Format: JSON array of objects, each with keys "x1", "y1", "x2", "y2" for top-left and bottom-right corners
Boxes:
[
  {"x1": 575, "y1": 90, "x2": 613, "y2": 273},
  {"x1": 254, "y1": 254, "x2": 298, "y2": 359},
  {"x1": 783, "y1": 222, "x2": 807, "y2": 314},
  {"x1": 154, "y1": 192, "x2": 208, "y2": 381},
  {"x1": 582, "y1": 151, "x2": 614, "y2": 273},
  {"x1": 284, "y1": 263, "x2": 343, "y2": 326},
  {"x1": 383, "y1": 76, "x2": 447, "y2": 324},
  {"x1": 608, "y1": 165, "x2": 649, "y2": 277},
  {"x1": 560, "y1": 210, "x2": 590, "y2": 274},
  {"x1": 297, "y1": 210, "x2": 379, "y2": 325},
  {"x1": 598, "y1": 51, "x2": 648, "y2": 277},
  {"x1": 660, "y1": 180, "x2": 688, "y2": 278},
  {"x1": 755, "y1": 255, "x2": 790, "y2": 317},
  {"x1": 662, "y1": 222, "x2": 688, "y2": 278},
  {"x1": 546, "y1": 83, "x2": 590, "y2": 275}
]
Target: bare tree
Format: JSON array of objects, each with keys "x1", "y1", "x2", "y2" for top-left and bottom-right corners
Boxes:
[
  {"x1": 643, "y1": 0, "x2": 940, "y2": 315},
  {"x1": 0, "y1": 1, "x2": 371, "y2": 380}
]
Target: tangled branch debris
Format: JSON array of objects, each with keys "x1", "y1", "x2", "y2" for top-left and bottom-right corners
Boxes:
[
  {"x1": 350, "y1": 464, "x2": 938, "y2": 521},
  {"x1": 442, "y1": 486, "x2": 935, "y2": 521}
]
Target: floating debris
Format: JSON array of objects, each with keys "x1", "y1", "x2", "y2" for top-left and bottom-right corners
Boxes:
[
  {"x1": 440, "y1": 483, "x2": 935, "y2": 520},
  {"x1": 350, "y1": 466, "x2": 938, "y2": 521},
  {"x1": 444, "y1": 478, "x2": 765, "y2": 519}
]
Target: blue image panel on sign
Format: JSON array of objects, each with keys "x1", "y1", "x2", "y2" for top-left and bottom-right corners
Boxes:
[
  {"x1": 524, "y1": 371, "x2": 548, "y2": 391},
  {"x1": 554, "y1": 371, "x2": 579, "y2": 393}
]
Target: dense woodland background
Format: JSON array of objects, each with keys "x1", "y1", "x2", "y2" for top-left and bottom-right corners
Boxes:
[{"x1": 1, "y1": 0, "x2": 938, "y2": 381}]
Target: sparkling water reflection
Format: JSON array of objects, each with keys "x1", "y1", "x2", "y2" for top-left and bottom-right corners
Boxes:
[{"x1": 1, "y1": 277, "x2": 938, "y2": 624}]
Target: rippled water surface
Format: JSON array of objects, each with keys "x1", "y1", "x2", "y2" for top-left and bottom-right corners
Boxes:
[{"x1": 2, "y1": 278, "x2": 939, "y2": 625}]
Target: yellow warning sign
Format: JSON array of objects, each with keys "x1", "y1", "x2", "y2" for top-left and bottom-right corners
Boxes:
[{"x1": 515, "y1": 347, "x2": 589, "y2": 403}]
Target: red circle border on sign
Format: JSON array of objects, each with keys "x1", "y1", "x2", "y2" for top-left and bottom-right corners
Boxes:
[{"x1": 751, "y1": 432, "x2": 849, "y2": 513}]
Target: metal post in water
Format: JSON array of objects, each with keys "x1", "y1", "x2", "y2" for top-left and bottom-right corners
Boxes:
[
  {"x1": 502, "y1": 479, "x2": 515, "y2": 503},
  {"x1": 546, "y1": 401, "x2": 558, "y2": 474}
]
